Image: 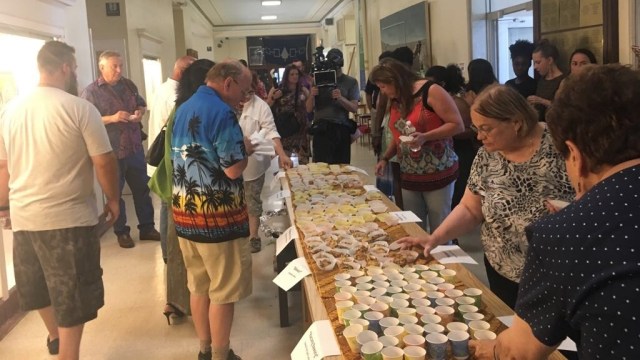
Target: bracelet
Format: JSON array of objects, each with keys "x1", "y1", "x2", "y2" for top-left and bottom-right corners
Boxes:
[{"x1": 0, "y1": 205, "x2": 9, "y2": 211}]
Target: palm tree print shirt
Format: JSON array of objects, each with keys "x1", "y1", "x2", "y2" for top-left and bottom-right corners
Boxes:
[{"x1": 171, "y1": 85, "x2": 249, "y2": 243}]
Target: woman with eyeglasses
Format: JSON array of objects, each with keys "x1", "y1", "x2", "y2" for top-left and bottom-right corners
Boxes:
[{"x1": 397, "y1": 85, "x2": 573, "y2": 308}]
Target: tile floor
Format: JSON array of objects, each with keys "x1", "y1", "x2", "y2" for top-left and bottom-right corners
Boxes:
[{"x1": 0, "y1": 141, "x2": 486, "y2": 359}]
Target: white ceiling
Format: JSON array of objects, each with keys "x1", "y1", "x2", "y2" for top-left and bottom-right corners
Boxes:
[{"x1": 189, "y1": 0, "x2": 343, "y2": 27}]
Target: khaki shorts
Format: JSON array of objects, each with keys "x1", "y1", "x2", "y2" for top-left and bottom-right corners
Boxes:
[
  {"x1": 244, "y1": 174, "x2": 266, "y2": 217},
  {"x1": 13, "y1": 226, "x2": 103, "y2": 327},
  {"x1": 178, "y1": 236, "x2": 252, "y2": 304}
]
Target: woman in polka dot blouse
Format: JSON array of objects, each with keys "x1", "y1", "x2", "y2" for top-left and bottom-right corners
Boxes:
[
  {"x1": 471, "y1": 64, "x2": 640, "y2": 359},
  {"x1": 398, "y1": 85, "x2": 573, "y2": 309}
]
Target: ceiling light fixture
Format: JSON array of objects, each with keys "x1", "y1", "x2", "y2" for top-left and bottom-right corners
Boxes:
[
  {"x1": 261, "y1": 1, "x2": 281, "y2": 5},
  {"x1": 261, "y1": 15, "x2": 277, "y2": 20}
]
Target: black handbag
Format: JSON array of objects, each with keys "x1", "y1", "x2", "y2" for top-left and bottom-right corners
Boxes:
[
  {"x1": 274, "y1": 111, "x2": 300, "y2": 138},
  {"x1": 145, "y1": 126, "x2": 165, "y2": 166}
]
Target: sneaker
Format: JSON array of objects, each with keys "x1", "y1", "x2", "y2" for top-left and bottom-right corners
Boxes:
[
  {"x1": 47, "y1": 336, "x2": 59, "y2": 355},
  {"x1": 197, "y1": 350, "x2": 212, "y2": 360},
  {"x1": 250, "y1": 237, "x2": 261, "y2": 253},
  {"x1": 139, "y1": 229, "x2": 161, "y2": 241},
  {"x1": 117, "y1": 233, "x2": 135, "y2": 248},
  {"x1": 227, "y1": 349, "x2": 242, "y2": 360}
]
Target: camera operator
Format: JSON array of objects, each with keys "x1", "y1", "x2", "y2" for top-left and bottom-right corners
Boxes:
[{"x1": 309, "y1": 48, "x2": 360, "y2": 164}]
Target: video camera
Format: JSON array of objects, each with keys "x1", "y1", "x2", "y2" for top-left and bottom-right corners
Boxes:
[{"x1": 311, "y1": 46, "x2": 343, "y2": 87}]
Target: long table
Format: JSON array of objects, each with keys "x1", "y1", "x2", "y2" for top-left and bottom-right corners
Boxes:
[{"x1": 281, "y1": 176, "x2": 566, "y2": 360}]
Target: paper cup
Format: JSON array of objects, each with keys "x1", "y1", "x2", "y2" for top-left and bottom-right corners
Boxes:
[
  {"x1": 378, "y1": 334, "x2": 400, "y2": 348},
  {"x1": 423, "y1": 323, "x2": 445, "y2": 335},
  {"x1": 370, "y1": 287, "x2": 387, "y2": 298},
  {"x1": 403, "y1": 334, "x2": 426, "y2": 348},
  {"x1": 349, "y1": 269, "x2": 365, "y2": 278},
  {"x1": 425, "y1": 332, "x2": 448, "y2": 360},
  {"x1": 356, "y1": 275, "x2": 373, "y2": 284},
  {"x1": 446, "y1": 321, "x2": 469, "y2": 333},
  {"x1": 391, "y1": 293, "x2": 411, "y2": 301},
  {"x1": 351, "y1": 318, "x2": 370, "y2": 331},
  {"x1": 383, "y1": 325, "x2": 407, "y2": 347},
  {"x1": 435, "y1": 297, "x2": 456, "y2": 308},
  {"x1": 369, "y1": 302, "x2": 390, "y2": 317},
  {"x1": 473, "y1": 329, "x2": 497, "y2": 341},
  {"x1": 404, "y1": 345, "x2": 427, "y2": 360},
  {"x1": 403, "y1": 272, "x2": 420, "y2": 281},
  {"x1": 444, "y1": 288, "x2": 464, "y2": 299},
  {"x1": 356, "y1": 282, "x2": 374, "y2": 291},
  {"x1": 437, "y1": 282, "x2": 456, "y2": 293},
  {"x1": 404, "y1": 323, "x2": 425, "y2": 336},
  {"x1": 376, "y1": 295, "x2": 394, "y2": 305},
  {"x1": 343, "y1": 323, "x2": 364, "y2": 353},
  {"x1": 398, "y1": 314, "x2": 419, "y2": 325},
  {"x1": 364, "y1": 311, "x2": 384, "y2": 335},
  {"x1": 353, "y1": 303, "x2": 370, "y2": 313},
  {"x1": 379, "y1": 317, "x2": 400, "y2": 332},
  {"x1": 416, "y1": 306, "x2": 436, "y2": 318},
  {"x1": 396, "y1": 307, "x2": 417, "y2": 317},
  {"x1": 434, "y1": 305, "x2": 455, "y2": 325},
  {"x1": 447, "y1": 330, "x2": 470, "y2": 360},
  {"x1": 463, "y1": 287, "x2": 483, "y2": 307},
  {"x1": 339, "y1": 285, "x2": 357, "y2": 294},
  {"x1": 455, "y1": 296, "x2": 476, "y2": 307},
  {"x1": 342, "y1": 309, "x2": 362, "y2": 326},
  {"x1": 426, "y1": 291, "x2": 445, "y2": 304},
  {"x1": 358, "y1": 296, "x2": 377, "y2": 307},
  {"x1": 381, "y1": 346, "x2": 404, "y2": 360},
  {"x1": 462, "y1": 312, "x2": 485, "y2": 325},
  {"x1": 335, "y1": 280, "x2": 352, "y2": 291},
  {"x1": 421, "y1": 283, "x2": 438, "y2": 293},
  {"x1": 372, "y1": 274, "x2": 388, "y2": 282},
  {"x1": 468, "y1": 320, "x2": 491, "y2": 338},
  {"x1": 361, "y1": 340, "x2": 384, "y2": 360},
  {"x1": 357, "y1": 330, "x2": 379, "y2": 350},
  {"x1": 439, "y1": 269, "x2": 457, "y2": 283},
  {"x1": 428, "y1": 264, "x2": 446, "y2": 273},
  {"x1": 367, "y1": 266, "x2": 384, "y2": 276},
  {"x1": 336, "y1": 300, "x2": 354, "y2": 323},
  {"x1": 334, "y1": 272, "x2": 351, "y2": 282},
  {"x1": 420, "y1": 270, "x2": 438, "y2": 280},
  {"x1": 412, "y1": 298, "x2": 431, "y2": 308},
  {"x1": 427, "y1": 277, "x2": 445, "y2": 286},
  {"x1": 403, "y1": 283, "x2": 422, "y2": 293},
  {"x1": 389, "y1": 298, "x2": 409, "y2": 317},
  {"x1": 457, "y1": 304, "x2": 479, "y2": 320},
  {"x1": 372, "y1": 281, "x2": 390, "y2": 290},
  {"x1": 420, "y1": 313, "x2": 442, "y2": 325},
  {"x1": 334, "y1": 291, "x2": 353, "y2": 302},
  {"x1": 409, "y1": 291, "x2": 428, "y2": 301}
]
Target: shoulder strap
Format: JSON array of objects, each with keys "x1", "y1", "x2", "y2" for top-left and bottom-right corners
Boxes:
[{"x1": 415, "y1": 80, "x2": 435, "y2": 113}]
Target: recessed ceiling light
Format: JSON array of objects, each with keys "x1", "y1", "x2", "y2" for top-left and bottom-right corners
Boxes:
[
  {"x1": 261, "y1": 15, "x2": 277, "y2": 20},
  {"x1": 261, "y1": 0, "x2": 281, "y2": 5}
]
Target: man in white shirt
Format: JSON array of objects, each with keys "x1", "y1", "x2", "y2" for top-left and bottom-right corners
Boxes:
[
  {"x1": 0, "y1": 41, "x2": 119, "y2": 360},
  {"x1": 148, "y1": 55, "x2": 195, "y2": 262}
]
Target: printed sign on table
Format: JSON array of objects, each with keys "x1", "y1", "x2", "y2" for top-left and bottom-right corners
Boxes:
[
  {"x1": 276, "y1": 226, "x2": 299, "y2": 255},
  {"x1": 291, "y1": 320, "x2": 341, "y2": 360},
  {"x1": 273, "y1": 257, "x2": 311, "y2": 291}
]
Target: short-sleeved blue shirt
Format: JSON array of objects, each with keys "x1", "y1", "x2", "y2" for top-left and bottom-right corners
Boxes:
[
  {"x1": 517, "y1": 164, "x2": 640, "y2": 359},
  {"x1": 170, "y1": 85, "x2": 249, "y2": 243}
]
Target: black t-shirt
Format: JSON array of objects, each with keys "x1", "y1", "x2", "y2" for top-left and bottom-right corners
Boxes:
[
  {"x1": 505, "y1": 76, "x2": 537, "y2": 99},
  {"x1": 517, "y1": 164, "x2": 640, "y2": 359}
]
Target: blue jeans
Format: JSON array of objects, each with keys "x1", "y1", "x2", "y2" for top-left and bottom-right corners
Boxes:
[
  {"x1": 401, "y1": 181, "x2": 455, "y2": 233},
  {"x1": 114, "y1": 150, "x2": 155, "y2": 235}
]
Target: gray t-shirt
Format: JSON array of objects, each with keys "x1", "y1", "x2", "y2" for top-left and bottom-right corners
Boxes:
[{"x1": 314, "y1": 73, "x2": 360, "y2": 126}]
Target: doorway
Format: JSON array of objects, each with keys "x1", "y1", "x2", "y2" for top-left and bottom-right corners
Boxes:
[{"x1": 487, "y1": 2, "x2": 534, "y2": 83}]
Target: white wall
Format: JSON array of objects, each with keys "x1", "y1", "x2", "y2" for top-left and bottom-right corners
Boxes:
[
  {"x1": 182, "y1": 4, "x2": 215, "y2": 60},
  {"x1": 125, "y1": 0, "x2": 177, "y2": 81},
  {"x1": 212, "y1": 37, "x2": 248, "y2": 62}
]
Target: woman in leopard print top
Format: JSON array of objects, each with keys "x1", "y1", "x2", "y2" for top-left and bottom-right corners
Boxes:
[{"x1": 398, "y1": 85, "x2": 573, "y2": 308}]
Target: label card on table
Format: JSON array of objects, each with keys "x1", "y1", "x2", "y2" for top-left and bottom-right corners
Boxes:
[
  {"x1": 270, "y1": 170, "x2": 286, "y2": 189},
  {"x1": 430, "y1": 245, "x2": 478, "y2": 264},
  {"x1": 390, "y1": 211, "x2": 422, "y2": 223},
  {"x1": 346, "y1": 165, "x2": 368, "y2": 175},
  {"x1": 269, "y1": 189, "x2": 291, "y2": 202},
  {"x1": 276, "y1": 226, "x2": 299, "y2": 255},
  {"x1": 273, "y1": 257, "x2": 311, "y2": 291},
  {"x1": 498, "y1": 316, "x2": 577, "y2": 352},
  {"x1": 291, "y1": 320, "x2": 341, "y2": 360}
]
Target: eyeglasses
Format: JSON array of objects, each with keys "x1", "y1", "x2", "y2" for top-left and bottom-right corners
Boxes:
[{"x1": 470, "y1": 124, "x2": 496, "y2": 135}]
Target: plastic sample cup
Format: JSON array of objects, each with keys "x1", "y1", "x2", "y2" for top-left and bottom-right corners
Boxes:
[
  {"x1": 425, "y1": 332, "x2": 448, "y2": 360},
  {"x1": 343, "y1": 323, "x2": 364, "y2": 353},
  {"x1": 361, "y1": 340, "x2": 384, "y2": 360}
]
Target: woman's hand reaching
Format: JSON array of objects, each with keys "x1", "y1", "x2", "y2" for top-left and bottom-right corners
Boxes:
[{"x1": 396, "y1": 233, "x2": 441, "y2": 258}]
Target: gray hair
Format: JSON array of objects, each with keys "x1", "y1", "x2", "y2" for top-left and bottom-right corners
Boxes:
[
  {"x1": 471, "y1": 84, "x2": 538, "y2": 137},
  {"x1": 98, "y1": 50, "x2": 122, "y2": 65},
  {"x1": 205, "y1": 60, "x2": 246, "y2": 83}
]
